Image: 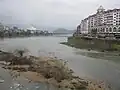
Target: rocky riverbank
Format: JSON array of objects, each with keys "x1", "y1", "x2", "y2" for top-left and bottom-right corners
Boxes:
[{"x1": 0, "y1": 50, "x2": 111, "y2": 90}]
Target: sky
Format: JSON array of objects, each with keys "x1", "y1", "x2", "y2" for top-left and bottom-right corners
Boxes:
[{"x1": 0, "y1": 0, "x2": 119, "y2": 29}]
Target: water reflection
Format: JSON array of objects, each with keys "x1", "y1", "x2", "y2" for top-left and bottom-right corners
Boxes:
[{"x1": 74, "y1": 50, "x2": 120, "y2": 64}]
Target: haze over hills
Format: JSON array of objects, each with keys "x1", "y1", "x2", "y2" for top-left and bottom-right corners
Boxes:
[
  {"x1": 53, "y1": 28, "x2": 74, "y2": 34},
  {"x1": 5, "y1": 24, "x2": 75, "y2": 33},
  {"x1": 5, "y1": 24, "x2": 74, "y2": 31},
  {"x1": 6, "y1": 24, "x2": 56, "y2": 31}
]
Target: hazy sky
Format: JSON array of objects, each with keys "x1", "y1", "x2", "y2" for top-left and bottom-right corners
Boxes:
[{"x1": 0, "y1": 0, "x2": 119, "y2": 29}]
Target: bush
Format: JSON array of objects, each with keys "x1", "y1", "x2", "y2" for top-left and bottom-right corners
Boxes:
[
  {"x1": 34, "y1": 60, "x2": 73, "y2": 82},
  {"x1": 112, "y1": 44, "x2": 120, "y2": 51}
]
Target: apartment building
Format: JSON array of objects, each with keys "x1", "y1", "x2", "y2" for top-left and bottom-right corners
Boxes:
[{"x1": 76, "y1": 6, "x2": 120, "y2": 37}]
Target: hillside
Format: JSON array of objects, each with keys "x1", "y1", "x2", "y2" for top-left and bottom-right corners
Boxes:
[{"x1": 53, "y1": 28, "x2": 74, "y2": 34}]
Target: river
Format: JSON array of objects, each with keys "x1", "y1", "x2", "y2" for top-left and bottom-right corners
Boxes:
[{"x1": 0, "y1": 36, "x2": 120, "y2": 90}]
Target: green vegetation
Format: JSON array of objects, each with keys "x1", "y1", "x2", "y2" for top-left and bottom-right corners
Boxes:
[
  {"x1": 0, "y1": 23, "x2": 52, "y2": 38},
  {"x1": 112, "y1": 44, "x2": 120, "y2": 51},
  {"x1": 61, "y1": 36, "x2": 120, "y2": 52},
  {"x1": 61, "y1": 36, "x2": 95, "y2": 50}
]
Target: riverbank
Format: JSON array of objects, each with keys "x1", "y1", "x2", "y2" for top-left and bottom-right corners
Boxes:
[
  {"x1": 61, "y1": 36, "x2": 120, "y2": 53},
  {"x1": 0, "y1": 50, "x2": 110, "y2": 90}
]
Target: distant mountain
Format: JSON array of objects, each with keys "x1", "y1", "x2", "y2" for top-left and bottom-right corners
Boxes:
[
  {"x1": 4, "y1": 24, "x2": 75, "y2": 33},
  {"x1": 53, "y1": 28, "x2": 74, "y2": 34}
]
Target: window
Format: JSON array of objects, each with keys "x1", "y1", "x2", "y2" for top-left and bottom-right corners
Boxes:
[
  {"x1": 106, "y1": 28, "x2": 108, "y2": 32},
  {"x1": 118, "y1": 27, "x2": 120, "y2": 32},
  {"x1": 113, "y1": 27, "x2": 117, "y2": 32},
  {"x1": 103, "y1": 28, "x2": 105, "y2": 32},
  {"x1": 101, "y1": 28, "x2": 102, "y2": 32},
  {"x1": 109, "y1": 28, "x2": 112, "y2": 32}
]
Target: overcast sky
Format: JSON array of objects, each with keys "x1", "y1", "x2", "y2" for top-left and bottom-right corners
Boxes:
[{"x1": 0, "y1": 0, "x2": 119, "y2": 29}]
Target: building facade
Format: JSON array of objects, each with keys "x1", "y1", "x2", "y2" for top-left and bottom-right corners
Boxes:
[{"x1": 77, "y1": 6, "x2": 120, "y2": 37}]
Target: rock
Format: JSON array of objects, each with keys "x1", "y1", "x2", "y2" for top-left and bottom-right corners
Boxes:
[
  {"x1": 6, "y1": 65, "x2": 29, "y2": 72},
  {"x1": 0, "y1": 79, "x2": 4, "y2": 83},
  {"x1": 69, "y1": 69, "x2": 74, "y2": 74},
  {"x1": 88, "y1": 48, "x2": 91, "y2": 51},
  {"x1": 54, "y1": 57, "x2": 57, "y2": 59},
  {"x1": 74, "y1": 84, "x2": 86, "y2": 90},
  {"x1": 78, "y1": 80, "x2": 88, "y2": 86},
  {"x1": 101, "y1": 50, "x2": 105, "y2": 52},
  {"x1": 71, "y1": 79, "x2": 79, "y2": 84},
  {"x1": 58, "y1": 85, "x2": 61, "y2": 88},
  {"x1": 47, "y1": 78, "x2": 58, "y2": 86},
  {"x1": 60, "y1": 80, "x2": 74, "y2": 89},
  {"x1": 28, "y1": 65, "x2": 37, "y2": 72},
  {"x1": 71, "y1": 79, "x2": 87, "y2": 90},
  {"x1": 72, "y1": 76, "x2": 80, "y2": 79},
  {"x1": 9, "y1": 56, "x2": 33, "y2": 65},
  {"x1": 98, "y1": 85, "x2": 102, "y2": 88},
  {"x1": 2, "y1": 66, "x2": 7, "y2": 69}
]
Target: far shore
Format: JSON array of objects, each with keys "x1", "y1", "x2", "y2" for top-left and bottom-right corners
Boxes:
[{"x1": 60, "y1": 36, "x2": 120, "y2": 55}]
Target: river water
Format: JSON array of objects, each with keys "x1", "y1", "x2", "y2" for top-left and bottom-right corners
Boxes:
[{"x1": 0, "y1": 36, "x2": 120, "y2": 90}]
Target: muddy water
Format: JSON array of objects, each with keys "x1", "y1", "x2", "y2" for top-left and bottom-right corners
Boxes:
[{"x1": 0, "y1": 36, "x2": 120, "y2": 90}]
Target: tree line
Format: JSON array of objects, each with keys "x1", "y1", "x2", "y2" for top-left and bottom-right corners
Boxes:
[{"x1": 0, "y1": 26, "x2": 53, "y2": 38}]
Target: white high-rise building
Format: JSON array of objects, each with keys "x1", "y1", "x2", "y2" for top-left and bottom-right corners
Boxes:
[
  {"x1": 76, "y1": 6, "x2": 120, "y2": 37},
  {"x1": 80, "y1": 18, "x2": 89, "y2": 34}
]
